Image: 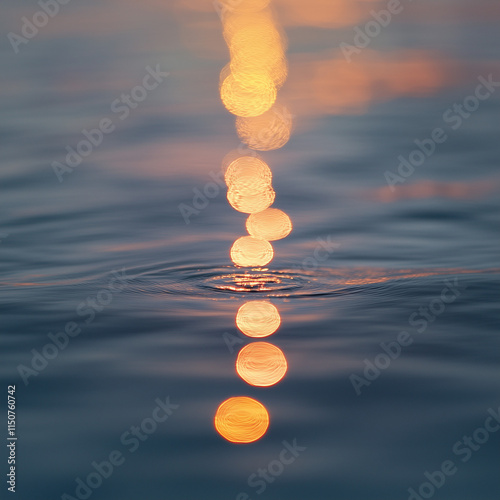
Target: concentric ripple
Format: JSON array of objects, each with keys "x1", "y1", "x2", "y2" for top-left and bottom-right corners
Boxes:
[
  {"x1": 205, "y1": 271, "x2": 305, "y2": 294},
  {"x1": 123, "y1": 263, "x2": 432, "y2": 299}
]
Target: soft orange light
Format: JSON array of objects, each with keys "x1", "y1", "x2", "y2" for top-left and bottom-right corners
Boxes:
[
  {"x1": 236, "y1": 300, "x2": 281, "y2": 337},
  {"x1": 214, "y1": 396, "x2": 270, "y2": 443},
  {"x1": 230, "y1": 236, "x2": 274, "y2": 267},
  {"x1": 228, "y1": 24, "x2": 287, "y2": 89},
  {"x1": 227, "y1": 187, "x2": 275, "y2": 214},
  {"x1": 218, "y1": 0, "x2": 271, "y2": 17},
  {"x1": 236, "y1": 105, "x2": 292, "y2": 151},
  {"x1": 224, "y1": 156, "x2": 272, "y2": 191},
  {"x1": 236, "y1": 342, "x2": 288, "y2": 387},
  {"x1": 246, "y1": 208, "x2": 292, "y2": 241},
  {"x1": 219, "y1": 3, "x2": 286, "y2": 117},
  {"x1": 220, "y1": 73, "x2": 277, "y2": 117},
  {"x1": 225, "y1": 156, "x2": 275, "y2": 214}
]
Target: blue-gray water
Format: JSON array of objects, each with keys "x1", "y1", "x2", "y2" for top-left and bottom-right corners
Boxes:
[{"x1": 1, "y1": 1, "x2": 499, "y2": 499}]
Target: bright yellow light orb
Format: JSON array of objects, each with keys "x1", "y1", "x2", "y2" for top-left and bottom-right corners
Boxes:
[
  {"x1": 225, "y1": 157, "x2": 275, "y2": 213},
  {"x1": 214, "y1": 396, "x2": 269, "y2": 443},
  {"x1": 224, "y1": 156, "x2": 272, "y2": 191},
  {"x1": 220, "y1": 73, "x2": 277, "y2": 117},
  {"x1": 236, "y1": 342, "x2": 288, "y2": 387},
  {"x1": 229, "y1": 25, "x2": 287, "y2": 89},
  {"x1": 236, "y1": 300, "x2": 281, "y2": 337},
  {"x1": 230, "y1": 236, "x2": 273, "y2": 267},
  {"x1": 227, "y1": 187, "x2": 275, "y2": 214},
  {"x1": 246, "y1": 208, "x2": 292, "y2": 241}
]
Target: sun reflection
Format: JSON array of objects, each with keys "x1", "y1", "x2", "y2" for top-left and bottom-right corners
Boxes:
[
  {"x1": 246, "y1": 208, "x2": 292, "y2": 241},
  {"x1": 236, "y1": 342, "x2": 288, "y2": 387},
  {"x1": 229, "y1": 23, "x2": 287, "y2": 89},
  {"x1": 224, "y1": 156, "x2": 273, "y2": 192},
  {"x1": 220, "y1": 73, "x2": 277, "y2": 117},
  {"x1": 225, "y1": 156, "x2": 276, "y2": 213},
  {"x1": 214, "y1": 396, "x2": 270, "y2": 443},
  {"x1": 230, "y1": 236, "x2": 274, "y2": 267},
  {"x1": 236, "y1": 300, "x2": 281, "y2": 336},
  {"x1": 236, "y1": 104, "x2": 292, "y2": 151},
  {"x1": 215, "y1": 0, "x2": 292, "y2": 444},
  {"x1": 227, "y1": 186, "x2": 276, "y2": 214},
  {"x1": 219, "y1": 0, "x2": 287, "y2": 117}
]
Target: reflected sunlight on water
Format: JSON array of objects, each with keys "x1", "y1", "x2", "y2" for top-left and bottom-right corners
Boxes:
[
  {"x1": 225, "y1": 156, "x2": 277, "y2": 214},
  {"x1": 219, "y1": 3, "x2": 287, "y2": 117},
  {"x1": 235, "y1": 104, "x2": 293, "y2": 151},
  {"x1": 227, "y1": 185, "x2": 276, "y2": 214},
  {"x1": 246, "y1": 208, "x2": 293, "y2": 241},
  {"x1": 220, "y1": 74, "x2": 277, "y2": 117},
  {"x1": 224, "y1": 156, "x2": 273, "y2": 189},
  {"x1": 216, "y1": 0, "x2": 294, "y2": 443},
  {"x1": 214, "y1": 396, "x2": 270, "y2": 443},
  {"x1": 2, "y1": 0, "x2": 500, "y2": 494},
  {"x1": 236, "y1": 342, "x2": 288, "y2": 387},
  {"x1": 236, "y1": 300, "x2": 281, "y2": 337},
  {"x1": 230, "y1": 236, "x2": 274, "y2": 267}
]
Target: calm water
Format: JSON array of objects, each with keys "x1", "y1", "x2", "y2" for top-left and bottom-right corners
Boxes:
[{"x1": 1, "y1": 1, "x2": 499, "y2": 499}]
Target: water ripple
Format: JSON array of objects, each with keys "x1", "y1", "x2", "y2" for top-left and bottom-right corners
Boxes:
[
  {"x1": 126, "y1": 263, "x2": 367, "y2": 299},
  {"x1": 124, "y1": 263, "x2": 500, "y2": 300}
]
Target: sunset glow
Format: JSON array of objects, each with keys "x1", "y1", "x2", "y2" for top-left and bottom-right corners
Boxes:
[
  {"x1": 217, "y1": 0, "x2": 292, "y2": 444},
  {"x1": 214, "y1": 396, "x2": 270, "y2": 443},
  {"x1": 220, "y1": 74, "x2": 277, "y2": 117},
  {"x1": 219, "y1": 0, "x2": 287, "y2": 117},
  {"x1": 236, "y1": 342, "x2": 288, "y2": 387},
  {"x1": 235, "y1": 105, "x2": 292, "y2": 151},
  {"x1": 224, "y1": 156, "x2": 273, "y2": 193},
  {"x1": 246, "y1": 208, "x2": 292, "y2": 241},
  {"x1": 227, "y1": 187, "x2": 276, "y2": 214},
  {"x1": 236, "y1": 300, "x2": 281, "y2": 337},
  {"x1": 230, "y1": 236, "x2": 274, "y2": 267}
]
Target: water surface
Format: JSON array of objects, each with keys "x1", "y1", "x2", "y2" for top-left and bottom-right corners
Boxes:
[{"x1": 1, "y1": 1, "x2": 499, "y2": 499}]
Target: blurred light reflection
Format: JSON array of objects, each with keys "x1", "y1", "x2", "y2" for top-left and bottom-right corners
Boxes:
[
  {"x1": 246, "y1": 208, "x2": 292, "y2": 241},
  {"x1": 224, "y1": 156, "x2": 273, "y2": 193},
  {"x1": 236, "y1": 342, "x2": 288, "y2": 386},
  {"x1": 236, "y1": 104, "x2": 292, "y2": 151},
  {"x1": 236, "y1": 300, "x2": 281, "y2": 337},
  {"x1": 219, "y1": 0, "x2": 287, "y2": 117},
  {"x1": 230, "y1": 236, "x2": 274, "y2": 267},
  {"x1": 214, "y1": 396, "x2": 270, "y2": 443}
]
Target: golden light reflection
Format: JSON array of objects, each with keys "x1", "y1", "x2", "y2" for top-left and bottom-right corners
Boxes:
[
  {"x1": 230, "y1": 236, "x2": 274, "y2": 267},
  {"x1": 236, "y1": 342, "x2": 288, "y2": 387},
  {"x1": 225, "y1": 156, "x2": 276, "y2": 213},
  {"x1": 224, "y1": 156, "x2": 272, "y2": 191},
  {"x1": 229, "y1": 23, "x2": 287, "y2": 89},
  {"x1": 236, "y1": 105, "x2": 292, "y2": 151},
  {"x1": 219, "y1": 1, "x2": 287, "y2": 117},
  {"x1": 246, "y1": 208, "x2": 292, "y2": 241},
  {"x1": 210, "y1": 272, "x2": 294, "y2": 293},
  {"x1": 236, "y1": 300, "x2": 281, "y2": 337},
  {"x1": 227, "y1": 186, "x2": 276, "y2": 214},
  {"x1": 214, "y1": 396, "x2": 270, "y2": 443},
  {"x1": 220, "y1": 73, "x2": 277, "y2": 117},
  {"x1": 215, "y1": 1, "x2": 291, "y2": 444}
]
